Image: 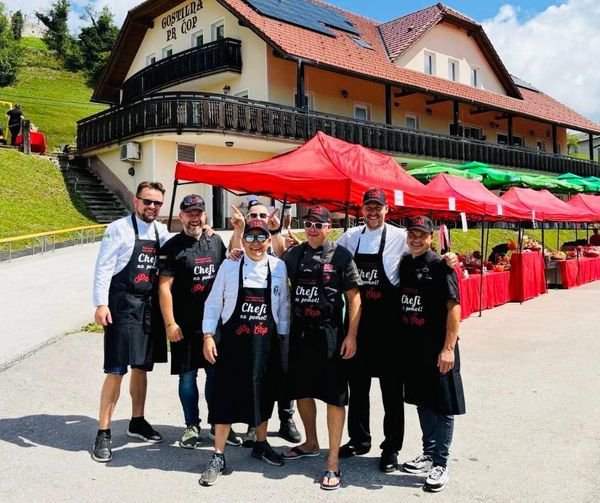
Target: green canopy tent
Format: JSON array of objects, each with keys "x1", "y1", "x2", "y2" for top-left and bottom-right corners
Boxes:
[
  {"x1": 407, "y1": 163, "x2": 483, "y2": 183},
  {"x1": 557, "y1": 173, "x2": 600, "y2": 193},
  {"x1": 462, "y1": 166, "x2": 522, "y2": 189}
]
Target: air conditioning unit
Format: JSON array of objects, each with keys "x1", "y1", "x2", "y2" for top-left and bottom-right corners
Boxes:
[{"x1": 120, "y1": 142, "x2": 141, "y2": 162}]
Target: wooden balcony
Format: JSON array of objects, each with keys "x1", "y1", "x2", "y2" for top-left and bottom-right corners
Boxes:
[
  {"x1": 77, "y1": 92, "x2": 599, "y2": 176},
  {"x1": 121, "y1": 39, "x2": 242, "y2": 103}
]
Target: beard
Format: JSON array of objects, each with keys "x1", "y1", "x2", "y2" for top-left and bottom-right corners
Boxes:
[
  {"x1": 137, "y1": 208, "x2": 157, "y2": 223},
  {"x1": 184, "y1": 222, "x2": 203, "y2": 238}
]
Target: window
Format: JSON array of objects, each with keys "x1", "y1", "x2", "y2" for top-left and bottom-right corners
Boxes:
[
  {"x1": 162, "y1": 45, "x2": 173, "y2": 59},
  {"x1": 405, "y1": 114, "x2": 419, "y2": 129},
  {"x1": 471, "y1": 67, "x2": 480, "y2": 87},
  {"x1": 234, "y1": 89, "x2": 249, "y2": 99},
  {"x1": 448, "y1": 59, "x2": 459, "y2": 82},
  {"x1": 452, "y1": 125, "x2": 482, "y2": 140},
  {"x1": 177, "y1": 144, "x2": 196, "y2": 163},
  {"x1": 192, "y1": 30, "x2": 204, "y2": 47},
  {"x1": 536, "y1": 140, "x2": 546, "y2": 152},
  {"x1": 497, "y1": 134, "x2": 523, "y2": 147},
  {"x1": 424, "y1": 52, "x2": 436, "y2": 75},
  {"x1": 211, "y1": 20, "x2": 225, "y2": 41},
  {"x1": 354, "y1": 103, "x2": 371, "y2": 121},
  {"x1": 145, "y1": 53, "x2": 156, "y2": 66},
  {"x1": 293, "y1": 91, "x2": 314, "y2": 110},
  {"x1": 351, "y1": 37, "x2": 373, "y2": 50}
]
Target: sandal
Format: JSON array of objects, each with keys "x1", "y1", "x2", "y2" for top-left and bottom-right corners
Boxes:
[
  {"x1": 282, "y1": 446, "x2": 320, "y2": 460},
  {"x1": 320, "y1": 469, "x2": 342, "y2": 491}
]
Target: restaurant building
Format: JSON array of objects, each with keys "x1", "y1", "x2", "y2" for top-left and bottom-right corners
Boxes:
[{"x1": 77, "y1": 0, "x2": 600, "y2": 225}]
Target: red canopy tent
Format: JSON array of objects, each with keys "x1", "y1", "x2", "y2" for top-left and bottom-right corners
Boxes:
[
  {"x1": 173, "y1": 132, "x2": 482, "y2": 218},
  {"x1": 567, "y1": 194, "x2": 600, "y2": 221},
  {"x1": 426, "y1": 174, "x2": 531, "y2": 220},
  {"x1": 501, "y1": 188, "x2": 592, "y2": 222}
]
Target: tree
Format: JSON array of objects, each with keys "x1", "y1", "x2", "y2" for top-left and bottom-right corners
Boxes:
[
  {"x1": 567, "y1": 134, "x2": 580, "y2": 155},
  {"x1": 36, "y1": 0, "x2": 71, "y2": 58},
  {"x1": 76, "y1": 5, "x2": 119, "y2": 86},
  {"x1": 0, "y1": 3, "x2": 20, "y2": 86},
  {"x1": 10, "y1": 10, "x2": 23, "y2": 40}
]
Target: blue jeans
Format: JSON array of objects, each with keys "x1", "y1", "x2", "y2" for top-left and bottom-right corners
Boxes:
[
  {"x1": 104, "y1": 363, "x2": 154, "y2": 376},
  {"x1": 417, "y1": 405, "x2": 454, "y2": 468},
  {"x1": 179, "y1": 367, "x2": 214, "y2": 427}
]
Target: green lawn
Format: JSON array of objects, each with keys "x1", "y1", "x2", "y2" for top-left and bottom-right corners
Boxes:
[
  {"x1": 0, "y1": 149, "x2": 95, "y2": 239},
  {"x1": 0, "y1": 37, "x2": 105, "y2": 152}
]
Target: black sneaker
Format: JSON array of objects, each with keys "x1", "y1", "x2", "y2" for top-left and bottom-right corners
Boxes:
[
  {"x1": 379, "y1": 450, "x2": 398, "y2": 473},
  {"x1": 92, "y1": 431, "x2": 112, "y2": 463},
  {"x1": 127, "y1": 418, "x2": 163, "y2": 443},
  {"x1": 339, "y1": 442, "x2": 371, "y2": 458},
  {"x1": 278, "y1": 418, "x2": 302, "y2": 443},
  {"x1": 209, "y1": 426, "x2": 242, "y2": 447},
  {"x1": 199, "y1": 453, "x2": 226, "y2": 487},
  {"x1": 402, "y1": 454, "x2": 433, "y2": 474},
  {"x1": 251, "y1": 442, "x2": 284, "y2": 466}
]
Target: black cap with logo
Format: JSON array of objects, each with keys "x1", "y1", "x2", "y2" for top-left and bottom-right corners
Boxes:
[
  {"x1": 244, "y1": 218, "x2": 270, "y2": 236},
  {"x1": 363, "y1": 188, "x2": 387, "y2": 205},
  {"x1": 303, "y1": 205, "x2": 331, "y2": 223},
  {"x1": 407, "y1": 215, "x2": 434, "y2": 233},
  {"x1": 180, "y1": 194, "x2": 206, "y2": 212}
]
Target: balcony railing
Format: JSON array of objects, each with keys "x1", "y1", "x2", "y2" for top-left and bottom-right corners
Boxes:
[
  {"x1": 121, "y1": 39, "x2": 242, "y2": 103},
  {"x1": 77, "y1": 92, "x2": 599, "y2": 177}
]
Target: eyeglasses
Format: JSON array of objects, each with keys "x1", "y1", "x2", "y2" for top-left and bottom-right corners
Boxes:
[
  {"x1": 140, "y1": 198, "x2": 163, "y2": 207},
  {"x1": 249, "y1": 212, "x2": 268, "y2": 219},
  {"x1": 304, "y1": 221, "x2": 329, "y2": 230},
  {"x1": 244, "y1": 234, "x2": 268, "y2": 243}
]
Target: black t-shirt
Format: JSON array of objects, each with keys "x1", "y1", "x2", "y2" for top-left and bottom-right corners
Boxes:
[
  {"x1": 6, "y1": 108, "x2": 23, "y2": 126},
  {"x1": 158, "y1": 231, "x2": 226, "y2": 333},
  {"x1": 399, "y1": 250, "x2": 460, "y2": 352}
]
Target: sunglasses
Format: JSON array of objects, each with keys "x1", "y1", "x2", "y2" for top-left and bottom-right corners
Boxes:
[
  {"x1": 244, "y1": 234, "x2": 268, "y2": 243},
  {"x1": 249, "y1": 212, "x2": 268, "y2": 219},
  {"x1": 303, "y1": 221, "x2": 329, "y2": 230},
  {"x1": 140, "y1": 198, "x2": 163, "y2": 207}
]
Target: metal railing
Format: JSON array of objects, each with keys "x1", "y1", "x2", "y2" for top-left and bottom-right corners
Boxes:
[
  {"x1": 122, "y1": 38, "x2": 242, "y2": 103},
  {"x1": 77, "y1": 92, "x2": 600, "y2": 176},
  {"x1": 0, "y1": 225, "x2": 107, "y2": 262}
]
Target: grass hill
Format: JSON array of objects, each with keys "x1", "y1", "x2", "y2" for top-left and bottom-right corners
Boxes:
[
  {"x1": 0, "y1": 149, "x2": 95, "y2": 239},
  {"x1": 0, "y1": 37, "x2": 105, "y2": 152}
]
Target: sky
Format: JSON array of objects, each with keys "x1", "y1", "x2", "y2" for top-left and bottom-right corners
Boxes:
[{"x1": 11, "y1": 0, "x2": 600, "y2": 124}]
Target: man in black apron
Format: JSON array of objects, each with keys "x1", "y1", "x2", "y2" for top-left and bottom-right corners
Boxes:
[
  {"x1": 91, "y1": 182, "x2": 170, "y2": 463},
  {"x1": 229, "y1": 201, "x2": 302, "y2": 445},
  {"x1": 281, "y1": 205, "x2": 362, "y2": 491},
  {"x1": 157, "y1": 194, "x2": 227, "y2": 449},
  {"x1": 398, "y1": 216, "x2": 465, "y2": 493},
  {"x1": 337, "y1": 188, "x2": 406, "y2": 472},
  {"x1": 200, "y1": 219, "x2": 290, "y2": 486}
]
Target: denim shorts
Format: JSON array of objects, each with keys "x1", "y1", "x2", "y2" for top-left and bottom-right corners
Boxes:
[{"x1": 104, "y1": 363, "x2": 154, "y2": 376}]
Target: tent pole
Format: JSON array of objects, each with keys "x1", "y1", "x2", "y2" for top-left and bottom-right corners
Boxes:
[
  {"x1": 168, "y1": 179, "x2": 179, "y2": 232},
  {"x1": 479, "y1": 220, "x2": 485, "y2": 317},
  {"x1": 280, "y1": 196, "x2": 287, "y2": 233},
  {"x1": 343, "y1": 201, "x2": 350, "y2": 232},
  {"x1": 575, "y1": 223, "x2": 581, "y2": 285},
  {"x1": 542, "y1": 222, "x2": 548, "y2": 291},
  {"x1": 586, "y1": 223, "x2": 590, "y2": 242}
]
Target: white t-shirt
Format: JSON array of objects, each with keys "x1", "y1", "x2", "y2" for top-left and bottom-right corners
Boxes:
[{"x1": 336, "y1": 223, "x2": 407, "y2": 286}]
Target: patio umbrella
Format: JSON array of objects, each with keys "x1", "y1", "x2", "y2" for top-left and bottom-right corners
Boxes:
[
  {"x1": 464, "y1": 166, "x2": 522, "y2": 189},
  {"x1": 407, "y1": 163, "x2": 483, "y2": 183}
]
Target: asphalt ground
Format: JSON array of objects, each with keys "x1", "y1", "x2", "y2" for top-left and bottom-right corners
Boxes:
[{"x1": 1, "y1": 274, "x2": 599, "y2": 501}]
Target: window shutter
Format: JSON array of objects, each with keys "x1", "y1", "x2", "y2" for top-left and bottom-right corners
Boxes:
[{"x1": 177, "y1": 144, "x2": 196, "y2": 162}]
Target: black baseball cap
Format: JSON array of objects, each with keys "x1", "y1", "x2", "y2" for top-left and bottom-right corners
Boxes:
[
  {"x1": 180, "y1": 194, "x2": 206, "y2": 212},
  {"x1": 363, "y1": 188, "x2": 387, "y2": 205},
  {"x1": 303, "y1": 205, "x2": 331, "y2": 223},
  {"x1": 407, "y1": 216, "x2": 434, "y2": 233},
  {"x1": 244, "y1": 219, "x2": 270, "y2": 236}
]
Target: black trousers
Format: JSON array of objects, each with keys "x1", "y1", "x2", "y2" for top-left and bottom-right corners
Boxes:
[
  {"x1": 9, "y1": 125, "x2": 20, "y2": 146},
  {"x1": 278, "y1": 399, "x2": 294, "y2": 422},
  {"x1": 347, "y1": 371, "x2": 405, "y2": 452}
]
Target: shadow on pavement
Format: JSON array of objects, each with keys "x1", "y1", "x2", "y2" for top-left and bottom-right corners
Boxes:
[{"x1": 0, "y1": 414, "x2": 423, "y2": 490}]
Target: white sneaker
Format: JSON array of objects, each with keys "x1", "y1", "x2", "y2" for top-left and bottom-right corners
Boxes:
[
  {"x1": 425, "y1": 465, "x2": 449, "y2": 492},
  {"x1": 402, "y1": 454, "x2": 433, "y2": 474}
]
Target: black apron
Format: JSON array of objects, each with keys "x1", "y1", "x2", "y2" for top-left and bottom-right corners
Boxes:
[
  {"x1": 104, "y1": 215, "x2": 167, "y2": 369},
  {"x1": 353, "y1": 225, "x2": 398, "y2": 376},
  {"x1": 287, "y1": 243, "x2": 349, "y2": 407},
  {"x1": 167, "y1": 234, "x2": 221, "y2": 374},
  {"x1": 399, "y1": 252, "x2": 465, "y2": 415},
  {"x1": 208, "y1": 258, "x2": 280, "y2": 427}
]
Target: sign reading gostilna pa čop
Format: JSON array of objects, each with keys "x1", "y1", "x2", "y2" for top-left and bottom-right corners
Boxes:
[{"x1": 162, "y1": 0, "x2": 204, "y2": 42}]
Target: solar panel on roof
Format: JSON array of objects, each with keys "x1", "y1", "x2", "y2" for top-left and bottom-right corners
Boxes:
[
  {"x1": 245, "y1": 0, "x2": 359, "y2": 37},
  {"x1": 511, "y1": 74, "x2": 540, "y2": 93},
  {"x1": 351, "y1": 37, "x2": 373, "y2": 49}
]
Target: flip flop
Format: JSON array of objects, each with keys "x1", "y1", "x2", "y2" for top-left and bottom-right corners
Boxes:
[
  {"x1": 282, "y1": 446, "x2": 320, "y2": 460},
  {"x1": 320, "y1": 469, "x2": 342, "y2": 491}
]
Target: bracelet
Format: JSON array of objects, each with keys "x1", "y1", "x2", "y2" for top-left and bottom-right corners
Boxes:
[
  {"x1": 269, "y1": 229, "x2": 281, "y2": 235},
  {"x1": 165, "y1": 322, "x2": 177, "y2": 328}
]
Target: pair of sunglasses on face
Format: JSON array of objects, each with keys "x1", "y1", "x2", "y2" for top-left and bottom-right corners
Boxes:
[
  {"x1": 303, "y1": 221, "x2": 329, "y2": 230},
  {"x1": 244, "y1": 234, "x2": 268, "y2": 243},
  {"x1": 249, "y1": 212, "x2": 268, "y2": 219},
  {"x1": 140, "y1": 198, "x2": 164, "y2": 207}
]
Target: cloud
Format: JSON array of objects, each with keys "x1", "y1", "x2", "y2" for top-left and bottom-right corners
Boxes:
[{"x1": 483, "y1": 0, "x2": 600, "y2": 127}]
